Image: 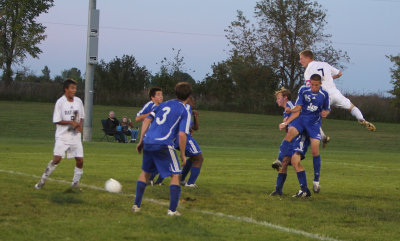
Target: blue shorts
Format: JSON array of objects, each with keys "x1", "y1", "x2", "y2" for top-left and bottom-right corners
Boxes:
[
  {"x1": 175, "y1": 135, "x2": 202, "y2": 157},
  {"x1": 290, "y1": 116, "x2": 322, "y2": 140},
  {"x1": 278, "y1": 133, "x2": 310, "y2": 161},
  {"x1": 142, "y1": 144, "x2": 181, "y2": 178}
]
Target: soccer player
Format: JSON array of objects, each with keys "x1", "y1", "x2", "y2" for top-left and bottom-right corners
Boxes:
[
  {"x1": 132, "y1": 82, "x2": 192, "y2": 216},
  {"x1": 278, "y1": 74, "x2": 330, "y2": 196},
  {"x1": 135, "y1": 87, "x2": 164, "y2": 185},
  {"x1": 34, "y1": 79, "x2": 85, "y2": 190},
  {"x1": 177, "y1": 96, "x2": 204, "y2": 188},
  {"x1": 299, "y1": 49, "x2": 376, "y2": 135}
]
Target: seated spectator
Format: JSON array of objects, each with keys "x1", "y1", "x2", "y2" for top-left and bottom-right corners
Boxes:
[
  {"x1": 106, "y1": 111, "x2": 125, "y2": 143},
  {"x1": 121, "y1": 116, "x2": 139, "y2": 143}
]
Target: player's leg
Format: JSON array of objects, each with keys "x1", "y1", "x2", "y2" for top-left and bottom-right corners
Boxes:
[
  {"x1": 35, "y1": 155, "x2": 62, "y2": 189},
  {"x1": 185, "y1": 153, "x2": 203, "y2": 187},
  {"x1": 279, "y1": 125, "x2": 300, "y2": 158},
  {"x1": 291, "y1": 153, "x2": 311, "y2": 197},
  {"x1": 71, "y1": 157, "x2": 84, "y2": 188},
  {"x1": 270, "y1": 156, "x2": 289, "y2": 196},
  {"x1": 180, "y1": 157, "x2": 193, "y2": 185}
]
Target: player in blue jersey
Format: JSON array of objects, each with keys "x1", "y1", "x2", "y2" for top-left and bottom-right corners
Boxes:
[
  {"x1": 175, "y1": 96, "x2": 204, "y2": 188},
  {"x1": 132, "y1": 82, "x2": 192, "y2": 216},
  {"x1": 278, "y1": 74, "x2": 330, "y2": 197},
  {"x1": 270, "y1": 88, "x2": 310, "y2": 196},
  {"x1": 135, "y1": 87, "x2": 164, "y2": 185}
]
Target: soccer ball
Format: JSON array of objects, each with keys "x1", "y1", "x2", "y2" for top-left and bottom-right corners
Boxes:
[{"x1": 105, "y1": 178, "x2": 122, "y2": 193}]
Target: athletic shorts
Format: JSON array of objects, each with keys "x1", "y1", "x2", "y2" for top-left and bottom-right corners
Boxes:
[
  {"x1": 142, "y1": 144, "x2": 181, "y2": 178},
  {"x1": 277, "y1": 133, "x2": 310, "y2": 161},
  {"x1": 174, "y1": 135, "x2": 202, "y2": 157},
  {"x1": 290, "y1": 116, "x2": 322, "y2": 140},
  {"x1": 53, "y1": 138, "x2": 84, "y2": 158},
  {"x1": 328, "y1": 89, "x2": 352, "y2": 110}
]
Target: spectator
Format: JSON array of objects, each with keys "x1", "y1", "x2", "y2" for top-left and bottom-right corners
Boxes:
[
  {"x1": 106, "y1": 111, "x2": 125, "y2": 143},
  {"x1": 121, "y1": 116, "x2": 139, "y2": 143}
]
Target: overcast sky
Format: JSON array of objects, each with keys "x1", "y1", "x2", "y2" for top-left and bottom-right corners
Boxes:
[{"x1": 22, "y1": 0, "x2": 400, "y2": 96}]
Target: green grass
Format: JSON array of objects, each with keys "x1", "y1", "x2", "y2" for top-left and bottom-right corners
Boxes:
[{"x1": 0, "y1": 100, "x2": 399, "y2": 241}]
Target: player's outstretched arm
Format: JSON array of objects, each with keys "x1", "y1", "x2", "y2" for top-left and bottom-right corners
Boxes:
[
  {"x1": 332, "y1": 71, "x2": 342, "y2": 79},
  {"x1": 135, "y1": 113, "x2": 150, "y2": 122},
  {"x1": 279, "y1": 109, "x2": 300, "y2": 130}
]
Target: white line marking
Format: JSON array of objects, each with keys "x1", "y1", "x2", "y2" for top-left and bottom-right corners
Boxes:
[
  {"x1": 326, "y1": 161, "x2": 400, "y2": 171},
  {"x1": 0, "y1": 169, "x2": 342, "y2": 241}
]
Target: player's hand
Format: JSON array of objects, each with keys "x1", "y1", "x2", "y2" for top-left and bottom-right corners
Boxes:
[
  {"x1": 321, "y1": 110, "x2": 330, "y2": 118},
  {"x1": 136, "y1": 141, "x2": 144, "y2": 154},
  {"x1": 181, "y1": 155, "x2": 186, "y2": 167},
  {"x1": 71, "y1": 121, "x2": 80, "y2": 129},
  {"x1": 279, "y1": 122, "x2": 288, "y2": 130},
  {"x1": 75, "y1": 124, "x2": 83, "y2": 133},
  {"x1": 193, "y1": 110, "x2": 198, "y2": 118},
  {"x1": 285, "y1": 107, "x2": 291, "y2": 113}
]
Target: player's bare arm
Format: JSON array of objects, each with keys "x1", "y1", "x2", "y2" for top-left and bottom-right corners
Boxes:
[
  {"x1": 192, "y1": 110, "x2": 199, "y2": 131},
  {"x1": 135, "y1": 113, "x2": 150, "y2": 122},
  {"x1": 332, "y1": 71, "x2": 342, "y2": 79},
  {"x1": 136, "y1": 117, "x2": 152, "y2": 153},
  {"x1": 286, "y1": 105, "x2": 301, "y2": 113},
  {"x1": 279, "y1": 108, "x2": 300, "y2": 130},
  {"x1": 178, "y1": 131, "x2": 187, "y2": 166}
]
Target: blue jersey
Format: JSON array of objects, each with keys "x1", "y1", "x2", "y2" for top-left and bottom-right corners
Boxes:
[
  {"x1": 283, "y1": 101, "x2": 295, "y2": 119},
  {"x1": 295, "y1": 86, "x2": 330, "y2": 122},
  {"x1": 143, "y1": 99, "x2": 191, "y2": 146},
  {"x1": 136, "y1": 101, "x2": 156, "y2": 117}
]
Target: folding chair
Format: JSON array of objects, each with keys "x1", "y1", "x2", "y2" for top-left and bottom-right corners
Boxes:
[{"x1": 100, "y1": 119, "x2": 117, "y2": 142}]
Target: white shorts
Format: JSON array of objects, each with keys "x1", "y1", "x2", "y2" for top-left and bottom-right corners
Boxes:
[
  {"x1": 328, "y1": 89, "x2": 352, "y2": 110},
  {"x1": 53, "y1": 139, "x2": 84, "y2": 159}
]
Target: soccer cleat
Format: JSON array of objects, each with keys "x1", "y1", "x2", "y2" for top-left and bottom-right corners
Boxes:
[
  {"x1": 271, "y1": 160, "x2": 282, "y2": 172},
  {"x1": 358, "y1": 120, "x2": 376, "y2": 131},
  {"x1": 322, "y1": 136, "x2": 330, "y2": 148},
  {"x1": 292, "y1": 189, "x2": 311, "y2": 198},
  {"x1": 269, "y1": 190, "x2": 282, "y2": 196},
  {"x1": 313, "y1": 181, "x2": 321, "y2": 193},
  {"x1": 132, "y1": 204, "x2": 140, "y2": 213},
  {"x1": 167, "y1": 210, "x2": 181, "y2": 216},
  {"x1": 179, "y1": 180, "x2": 186, "y2": 186},
  {"x1": 34, "y1": 181, "x2": 45, "y2": 189},
  {"x1": 185, "y1": 183, "x2": 198, "y2": 188}
]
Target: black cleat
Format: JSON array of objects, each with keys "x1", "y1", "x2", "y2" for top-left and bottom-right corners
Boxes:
[
  {"x1": 271, "y1": 160, "x2": 282, "y2": 172},
  {"x1": 292, "y1": 189, "x2": 311, "y2": 198}
]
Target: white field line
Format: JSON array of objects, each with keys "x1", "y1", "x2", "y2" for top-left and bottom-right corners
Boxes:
[{"x1": 0, "y1": 169, "x2": 342, "y2": 241}]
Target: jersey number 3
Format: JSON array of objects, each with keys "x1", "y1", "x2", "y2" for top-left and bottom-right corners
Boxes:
[{"x1": 156, "y1": 107, "x2": 171, "y2": 125}]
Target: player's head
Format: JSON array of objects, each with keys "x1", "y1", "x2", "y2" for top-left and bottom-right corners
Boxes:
[
  {"x1": 149, "y1": 87, "x2": 163, "y2": 105},
  {"x1": 109, "y1": 111, "x2": 115, "y2": 118},
  {"x1": 63, "y1": 79, "x2": 77, "y2": 98},
  {"x1": 299, "y1": 49, "x2": 314, "y2": 67},
  {"x1": 310, "y1": 74, "x2": 322, "y2": 93},
  {"x1": 274, "y1": 88, "x2": 291, "y2": 108},
  {"x1": 175, "y1": 82, "x2": 192, "y2": 101}
]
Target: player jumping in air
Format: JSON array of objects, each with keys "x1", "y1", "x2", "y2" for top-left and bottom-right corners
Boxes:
[
  {"x1": 132, "y1": 82, "x2": 192, "y2": 216},
  {"x1": 278, "y1": 74, "x2": 330, "y2": 196},
  {"x1": 35, "y1": 79, "x2": 85, "y2": 190}
]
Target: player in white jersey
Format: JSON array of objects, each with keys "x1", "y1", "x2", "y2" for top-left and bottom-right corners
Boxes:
[
  {"x1": 299, "y1": 50, "x2": 376, "y2": 137},
  {"x1": 35, "y1": 79, "x2": 85, "y2": 190}
]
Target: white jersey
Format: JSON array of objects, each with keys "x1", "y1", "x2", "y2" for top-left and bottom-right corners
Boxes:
[
  {"x1": 304, "y1": 61, "x2": 340, "y2": 92},
  {"x1": 53, "y1": 95, "x2": 85, "y2": 142}
]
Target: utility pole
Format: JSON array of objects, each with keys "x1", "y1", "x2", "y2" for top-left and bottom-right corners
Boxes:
[{"x1": 83, "y1": 0, "x2": 99, "y2": 142}]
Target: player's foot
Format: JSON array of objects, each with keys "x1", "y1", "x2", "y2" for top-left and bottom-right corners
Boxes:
[
  {"x1": 292, "y1": 189, "x2": 311, "y2": 198},
  {"x1": 359, "y1": 120, "x2": 376, "y2": 131},
  {"x1": 132, "y1": 204, "x2": 140, "y2": 213},
  {"x1": 185, "y1": 183, "x2": 198, "y2": 188},
  {"x1": 322, "y1": 136, "x2": 330, "y2": 148},
  {"x1": 271, "y1": 160, "x2": 282, "y2": 172},
  {"x1": 179, "y1": 180, "x2": 186, "y2": 186},
  {"x1": 269, "y1": 190, "x2": 282, "y2": 196},
  {"x1": 34, "y1": 180, "x2": 45, "y2": 189},
  {"x1": 313, "y1": 181, "x2": 320, "y2": 193},
  {"x1": 167, "y1": 210, "x2": 181, "y2": 216}
]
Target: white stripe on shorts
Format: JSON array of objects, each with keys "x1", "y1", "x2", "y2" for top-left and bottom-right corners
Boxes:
[
  {"x1": 168, "y1": 145, "x2": 180, "y2": 172},
  {"x1": 189, "y1": 140, "x2": 199, "y2": 154}
]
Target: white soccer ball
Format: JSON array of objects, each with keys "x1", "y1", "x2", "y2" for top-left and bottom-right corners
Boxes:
[{"x1": 105, "y1": 178, "x2": 122, "y2": 193}]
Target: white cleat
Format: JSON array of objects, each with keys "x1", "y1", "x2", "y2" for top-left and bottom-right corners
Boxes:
[
  {"x1": 34, "y1": 181, "x2": 44, "y2": 189},
  {"x1": 132, "y1": 205, "x2": 140, "y2": 213},
  {"x1": 167, "y1": 210, "x2": 181, "y2": 216},
  {"x1": 359, "y1": 120, "x2": 376, "y2": 131},
  {"x1": 322, "y1": 136, "x2": 330, "y2": 148},
  {"x1": 313, "y1": 181, "x2": 321, "y2": 193},
  {"x1": 184, "y1": 183, "x2": 198, "y2": 188}
]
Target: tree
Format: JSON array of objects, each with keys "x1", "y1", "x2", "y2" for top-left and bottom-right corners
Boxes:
[
  {"x1": 0, "y1": 0, "x2": 54, "y2": 85},
  {"x1": 225, "y1": 0, "x2": 349, "y2": 94},
  {"x1": 387, "y1": 54, "x2": 400, "y2": 109},
  {"x1": 40, "y1": 65, "x2": 51, "y2": 82}
]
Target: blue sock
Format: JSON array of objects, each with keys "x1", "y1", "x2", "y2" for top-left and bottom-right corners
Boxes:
[
  {"x1": 134, "y1": 181, "x2": 147, "y2": 207},
  {"x1": 313, "y1": 155, "x2": 321, "y2": 182},
  {"x1": 149, "y1": 172, "x2": 157, "y2": 181},
  {"x1": 181, "y1": 159, "x2": 193, "y2": 182},
  {"x1": 154, "y1": 175, "x2": 164, "y2": 185},
  {"x1": 296, "y1": 171, "x2": 308, "y2": 192},
  {"x1": 279, "y1": 140, "x2": 291, "y2": 157},
  {"x1": 275, "y1": 173, "x2": 287, "y2": 194},
  {"x1": 187, "y1": 167, "x2": 201, "y2": 185},
  {"x1": 169, "y1": 185, "x2": 181, "y2": 212}
]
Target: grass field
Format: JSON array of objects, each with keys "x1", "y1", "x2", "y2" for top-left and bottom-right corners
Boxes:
[{"x1": 1, "y1": 100, "x2": 399, "y2": 241}]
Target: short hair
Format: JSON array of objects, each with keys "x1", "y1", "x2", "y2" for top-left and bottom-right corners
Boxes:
[
  {"x1": 274, "y1": 88, "x2": 291, "y2": 100},
  {"x1": 175, "y1": 82, "x2": 192, "y2": 101},
  {"x1": 299, "y1": 49, "x2": 314, "y2": 60},
  {"x1": 310, "y1": 74, "x2": 322, "y2": 82},
  {"x1": 63, "y1": 79, "x2": 77, "y2": 91},
  {"x1": 149, "y1": 87, "x2": 162, "y2": 99}
]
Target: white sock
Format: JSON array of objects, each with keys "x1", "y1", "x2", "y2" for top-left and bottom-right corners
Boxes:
[
  {"x1": 40, "y1": 160, "x2": 57, "y2": 182},
  {"x1": 320, "y1": 127, "x2": 326, "y2": 139},
  {"x1": 351, "y1": 107, "x2": 364, "y2": 121},
  {"x1": 72, "y1": 167, "x2": 83, "y2": 186}
]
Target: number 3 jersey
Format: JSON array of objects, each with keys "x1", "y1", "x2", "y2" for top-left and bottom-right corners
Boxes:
[
  {"x1": 53, "y1": 95, "x2": 85, "y2": 141},
  {"x1": 304, "y1": 60, "x2": 340, "y2": 91},
  {"x1": 295, "y1": 86, "x2": 330, "y2": 123},
  {"x1": 143, "y1": 99, "x2": 191, "y2": 146}
]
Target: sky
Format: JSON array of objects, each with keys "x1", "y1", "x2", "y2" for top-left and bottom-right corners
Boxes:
[{"x1": 22, "y1": 0, "x2": 400, "y2": 96}]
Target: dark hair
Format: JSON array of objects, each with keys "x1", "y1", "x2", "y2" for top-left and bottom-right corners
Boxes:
[
  {"x1": 175, "y1": 82, "x2": 192, "y2": 101},
  {"x1": 310, "y1": 74, "x2": 322, "y2": 82},
  {"x1": 149, "y1": 87, "x2": 162, "y2": 99},
  {"x1": 300, "y1": 49, "x2": 314, "y2": 60},
  {"x1": 63, "y1": 79, "x2": 77, "y2": 92},
  {"x1": 274, "y1": 88, "x2": 291, "y2": 101}
]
